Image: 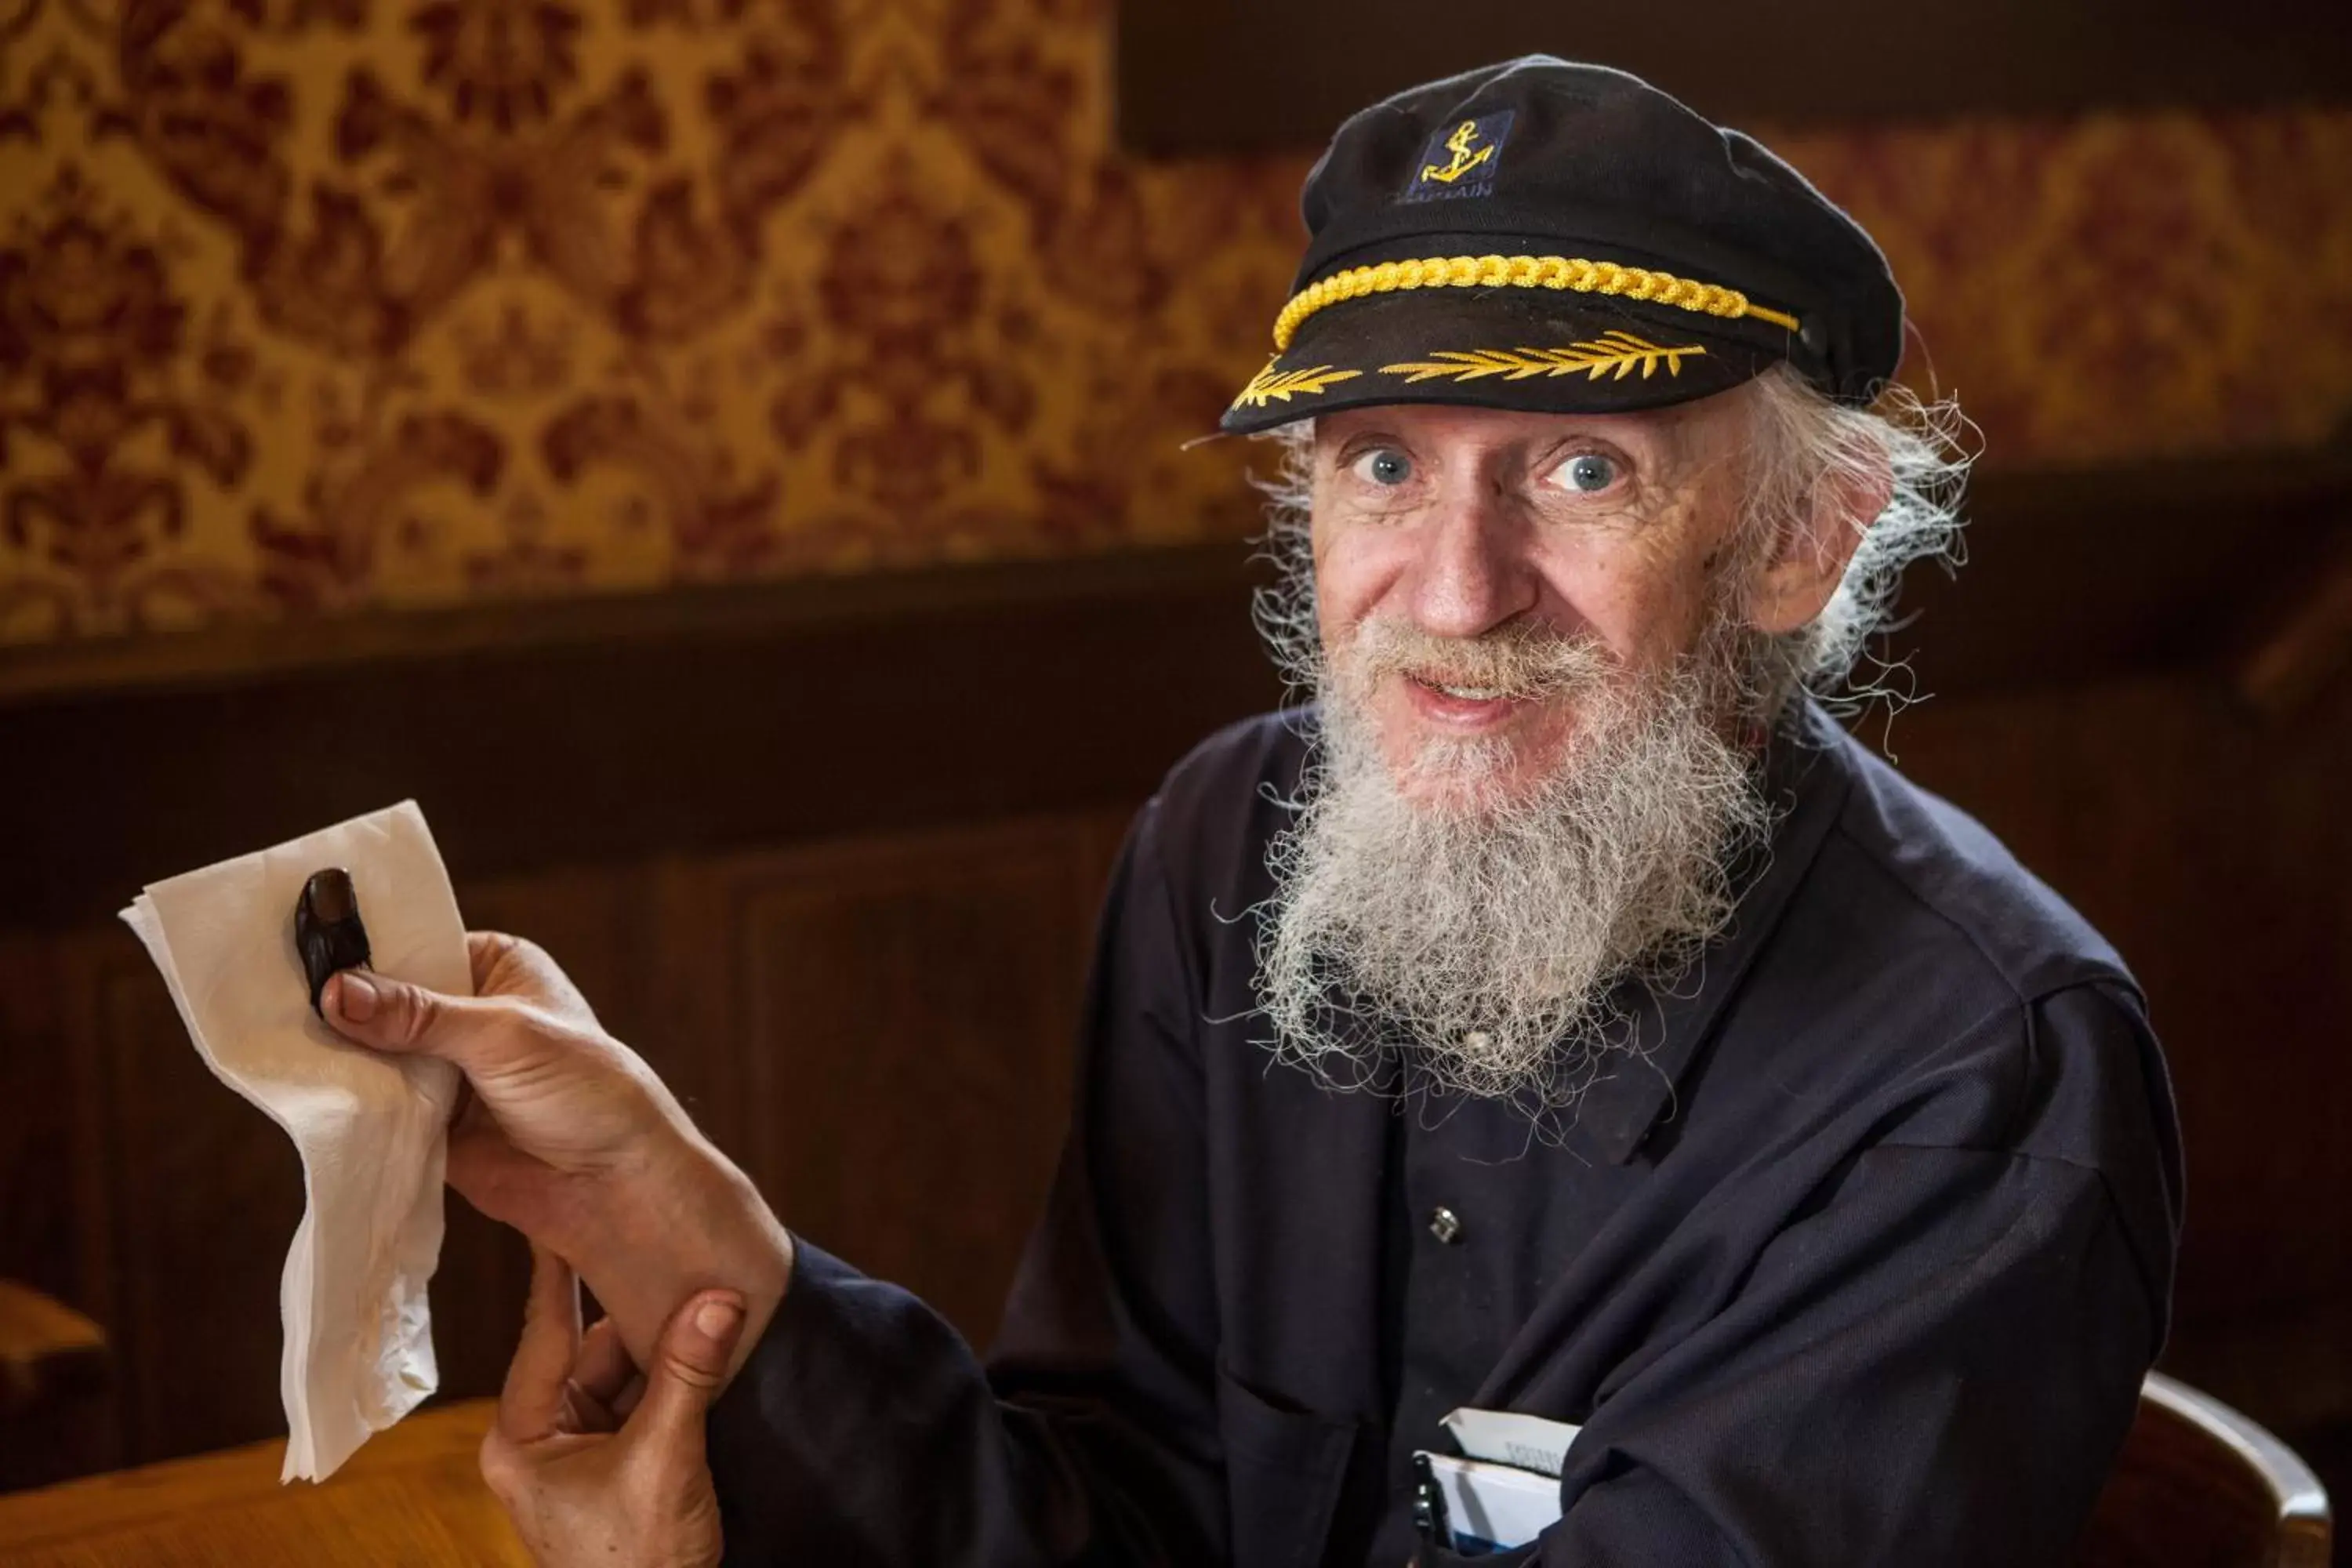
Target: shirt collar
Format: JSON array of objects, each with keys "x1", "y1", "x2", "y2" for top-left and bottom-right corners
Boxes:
[{"x1": 1573, "y1": 701, "x2": 1857, "y2": 1165}]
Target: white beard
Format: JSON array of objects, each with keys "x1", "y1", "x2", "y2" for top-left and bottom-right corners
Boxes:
[{"x1": 1253, "y1": 618, "x2": 1777, "y2": 1116}]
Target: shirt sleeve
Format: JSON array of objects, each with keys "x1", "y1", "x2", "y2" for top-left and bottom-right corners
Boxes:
[
  {"x1": 703, "y1": 799, "x2": 1226, "y2": 1566},
  {"x1": 1519, "y1": 982, "x2": 2180, "y2": 1568}
]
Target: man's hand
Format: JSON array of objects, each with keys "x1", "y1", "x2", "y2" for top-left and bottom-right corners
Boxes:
[
  {"x1": 482, "y1": 1243, "x2": 744, "y2": 1568},
  {"x1": 324, "y1": 932, "x2": 789, "y2": 1373}
]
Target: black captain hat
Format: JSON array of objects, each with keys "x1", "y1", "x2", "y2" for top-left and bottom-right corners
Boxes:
[{"x1": 1221, "y1": 57, "x2": 1905, "y2": 434}]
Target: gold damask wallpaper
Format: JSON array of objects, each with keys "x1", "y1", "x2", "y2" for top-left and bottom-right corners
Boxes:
[{"x1": 2, "y1": 0, "x2": 2349, "y2": 644}]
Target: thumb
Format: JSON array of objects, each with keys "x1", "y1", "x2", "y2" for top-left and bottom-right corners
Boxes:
[
  {"x1": 324, "y1": 969, "x2": 505, "y2": 1070},
  {"x1": 623, "y1": 1290, "x2": 745, "y2": 1462}
]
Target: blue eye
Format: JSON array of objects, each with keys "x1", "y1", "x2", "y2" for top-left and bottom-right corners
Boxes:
[
  {"x1": 1352, "y1": 448, "x2": 1414, "y2": 487},
  {"x1": 1557, "y1": 453, "x2": 1619, "y2": 494}
]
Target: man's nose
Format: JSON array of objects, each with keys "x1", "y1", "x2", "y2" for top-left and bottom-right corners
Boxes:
[{"x1": 1404, "y1": 489, "x2": 1539, "y2": 639}]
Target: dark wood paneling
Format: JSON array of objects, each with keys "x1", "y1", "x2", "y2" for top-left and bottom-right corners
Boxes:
[
  {"x1": 0, "y1": 946, "x2": 93, "y2": 1327},
  {"x1": 0, "y1": 940, "x2": 122, "y2": 1483},
  {"x1": 728, "y1": 815, "x2": 1127, "y2": 1342},
  {"x1": 96, "y1": 952, "x2": 305, "y2": 1463},
  {"x1": 1115, "y1": 0, "x2": 2352, "y2": 158},
  {"x1": 1900, "y1": 452, "x2": 2352, "y2": 701},
  {"x1": 0, "y1": 545, "x2": 1284, "y2": 932}
]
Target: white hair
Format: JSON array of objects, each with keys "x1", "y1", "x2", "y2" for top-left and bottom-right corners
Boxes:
[{"x1": 1734, "y1": 365, "x2": 1973, "y2": 717}]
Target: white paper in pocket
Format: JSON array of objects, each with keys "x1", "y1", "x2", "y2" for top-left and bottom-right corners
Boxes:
[
  {"x1": 1441, "y1": 1406, "x2": 1583, "y2": 1476},
  {"x1": 1417, "y1": 1450, "x2": 1563, "y2": 1551}
]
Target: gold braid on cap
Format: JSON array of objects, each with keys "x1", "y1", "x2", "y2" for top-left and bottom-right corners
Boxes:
[{"x1": 1269, "y1": 253, "x2": 1801, "y2": 352}]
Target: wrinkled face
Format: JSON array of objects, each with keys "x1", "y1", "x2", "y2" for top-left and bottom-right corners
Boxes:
[{"x1": 1308, "y1": 394, "x2": 1756, "y2": 807}]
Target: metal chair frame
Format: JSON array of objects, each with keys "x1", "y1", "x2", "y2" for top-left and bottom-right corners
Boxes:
[{"x1": 2136, "y1": 1371, "x2": 2332, "y2": 1568}]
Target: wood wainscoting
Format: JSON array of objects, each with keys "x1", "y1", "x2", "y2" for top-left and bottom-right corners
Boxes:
[{"x1": 3, "y1": 474, "x2": 2350, "y2": 1486}]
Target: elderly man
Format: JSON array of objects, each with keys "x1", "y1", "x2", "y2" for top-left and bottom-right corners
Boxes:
[{"x1": 325, "y1": 57, "x2": 2180, "y2": 1566}]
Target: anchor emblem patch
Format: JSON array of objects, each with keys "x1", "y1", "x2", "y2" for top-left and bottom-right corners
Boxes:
[{"x1": 1403, "y1": 111, "x2": 1514, "y2": 203}]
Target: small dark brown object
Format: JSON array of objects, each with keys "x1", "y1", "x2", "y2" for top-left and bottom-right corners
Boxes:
[{"x1": 296, "y1": 867, "x2": 372, "y2": 1017}]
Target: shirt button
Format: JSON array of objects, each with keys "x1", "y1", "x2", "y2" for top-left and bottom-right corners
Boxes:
[{"x1": 1428, "y1": 1206, "x2": 1464, "y2": 1244}]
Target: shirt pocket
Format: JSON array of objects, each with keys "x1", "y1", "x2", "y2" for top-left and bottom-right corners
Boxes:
[{"x1": 1214, "y1": 1362, "x2": 1362, "y2": 1568}]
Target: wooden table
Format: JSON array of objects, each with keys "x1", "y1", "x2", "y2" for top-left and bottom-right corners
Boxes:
[{"x1": 0, "y1": 1399, "x2": 530, "y2": 1565}]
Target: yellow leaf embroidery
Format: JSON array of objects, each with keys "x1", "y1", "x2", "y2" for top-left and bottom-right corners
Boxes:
[
  {"x1": 1232, "y1": 361, "x2": 1363, "y2": 409},
  {"x1": 1380, "y1": 332, "x2": 1708, "y2": 385}
]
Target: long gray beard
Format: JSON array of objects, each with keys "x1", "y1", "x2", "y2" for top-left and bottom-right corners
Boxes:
[{"x1": 1252, "y1": 622, "x2": 1777, "y2": 1117}]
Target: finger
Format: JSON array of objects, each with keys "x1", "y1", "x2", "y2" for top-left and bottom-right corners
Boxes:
[
  {"x1": 622, "y1": 1291, "x2": 744, "y2": 1466},
  {"x1": 568, "y1": 1316, "x2": 635, "y2": 1409},
  {"x1": 498, "y1": 1243, "x2": 582, "y2": 1443},
  {"x1": 610, "y1": 1372, "x2": 646, "y2": 1423},
  {"x1": 466, "y1": 931, "x2": 598, "y2": 1022},
  {"x1": 323, "y1": 969, "x2": 514, "y2": 1071},
  {"x1": 445, "y1": 1119, "x2": 567, "y2": 1236},
  {"x1": 466, "y1": 931, "x2": 517, "y2": 994}
]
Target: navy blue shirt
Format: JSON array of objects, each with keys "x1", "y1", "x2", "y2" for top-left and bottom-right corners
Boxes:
[{"x1": 708, "y1": 702, "x2": 2183, "y2": 1566}]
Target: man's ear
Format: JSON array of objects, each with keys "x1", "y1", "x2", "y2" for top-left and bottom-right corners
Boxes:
[{"x1": 1746, "y1": 448, "x2": 1893, "y2": 635}]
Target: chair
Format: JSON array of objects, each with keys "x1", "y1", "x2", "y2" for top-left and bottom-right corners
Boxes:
[
  {"x1": 2074, "y1": 1371, "x2": 2332, "y2": 1568},
  {"x1": 0, "y1": 1279, "x2": 111, "y2": 1492}
]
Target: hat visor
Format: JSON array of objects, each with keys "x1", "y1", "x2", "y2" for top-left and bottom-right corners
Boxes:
[{"x1": 1219, "y1": 287, "x2": 1779, "y2": 435}]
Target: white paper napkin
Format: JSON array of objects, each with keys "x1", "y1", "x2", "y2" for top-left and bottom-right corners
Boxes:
[{"x1": 120, "y1": 800, "x2": 467, "y2": 1482}]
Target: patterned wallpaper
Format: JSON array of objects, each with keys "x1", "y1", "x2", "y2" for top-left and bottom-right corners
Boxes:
[{"x1": 2, "y1": 0, "x2": 2349, "y2": 645}]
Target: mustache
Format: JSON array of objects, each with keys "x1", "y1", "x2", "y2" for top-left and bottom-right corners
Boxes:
[{"x1": 1343, "y1": 619, "x2": 1617, "y2": 700}]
